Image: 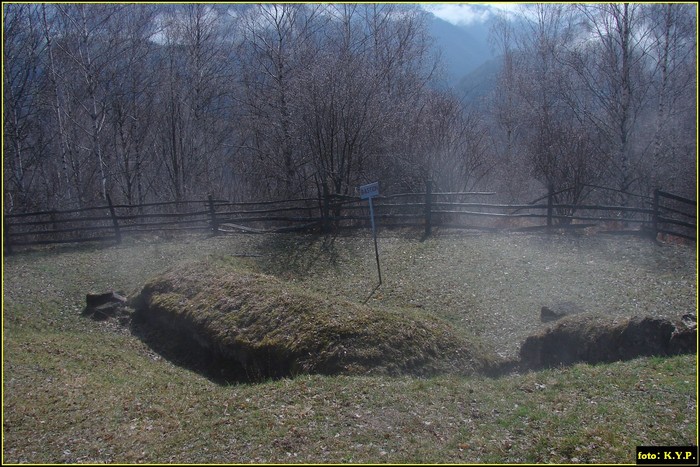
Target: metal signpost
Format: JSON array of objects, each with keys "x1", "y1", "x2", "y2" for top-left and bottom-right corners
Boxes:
[{"x1": 360, "y1": 182, "x2": 382, "y2": 287}]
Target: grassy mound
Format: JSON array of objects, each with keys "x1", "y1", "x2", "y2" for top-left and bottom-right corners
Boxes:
[
  {"x1": 129, "y1": 258, "x2": 499, "y2": 380},
  {"x1": 519, "y1": 313, "x2": 697, "y2": 370}
]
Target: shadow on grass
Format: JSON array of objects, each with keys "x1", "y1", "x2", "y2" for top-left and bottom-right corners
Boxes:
[{"x1": 253, "y1": 232, "x2": 342, "y2": 279}]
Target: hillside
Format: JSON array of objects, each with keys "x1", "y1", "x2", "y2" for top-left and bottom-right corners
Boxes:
[
  {"x1": 3, "y1": 231, "x2": 696, "y2": 463},
  {"x1": 427, "y1": 14, "x2": 495, "y2": 86}
]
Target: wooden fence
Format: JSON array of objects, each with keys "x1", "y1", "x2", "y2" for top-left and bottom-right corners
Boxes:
[
  {"x1": 652, "y1": 189, "x2": 697, "y2": 241},
  {"x1": 3, "y1": 183, "x2": 695, "y2": 253}
]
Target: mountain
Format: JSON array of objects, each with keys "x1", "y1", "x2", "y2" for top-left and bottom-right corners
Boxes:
[
  {"x1": 456, "y1": 56, "x2": 502, "y2": 104},
  {"x1": 426, "y1": 13, "x2": 496, "y2": 86}
]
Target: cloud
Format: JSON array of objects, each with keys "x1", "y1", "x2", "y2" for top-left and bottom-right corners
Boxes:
[{"x1": 421, "y1": 3, "x2": 518, "y2": 26}]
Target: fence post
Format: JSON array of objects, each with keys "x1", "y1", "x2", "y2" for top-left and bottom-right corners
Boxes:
[
  {"x1": 106, "y1": 194, "x2": 121, "y2": 244},
  {"x1": 208, "y1": 194, "x2": 219, "y2": 236},
  {"x1": 652, "y1": 189, "x2": 660, "y2": 240},
  {"x1": 424, "y1": 180, "x2": 433, "y2": 237},
  {"x1": 322, "y1": 184, "x2": 330, "y2": 234},
  {"x1": 546, "y1": 184, "x2": 554, "y2": 228},
  {"x1": 3, "y1": 218, "x2": 12, "y2": 255},
  {"x1": 49, "y1": 210, "x2": 58, "y2": 232}
]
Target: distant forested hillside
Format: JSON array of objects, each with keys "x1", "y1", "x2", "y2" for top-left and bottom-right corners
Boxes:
[{"x1": 4, "y1": 4, "x2": 696, "y2": 213}]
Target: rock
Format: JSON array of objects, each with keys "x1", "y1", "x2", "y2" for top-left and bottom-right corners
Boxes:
[
  {"x1": 83, "y1": 291, "x2": 129, "y2": 320},
  {"x1": 669, "y1": 314, "x2": 697, "y2": 355},
  {"x1": 86, "y1": 291, "x2": 126, "y2": 308},
  {"x1": 540, "y1": 301, "x2": 585, "y2": 322},
  {"x1": 681, "y1": 313, "x2": 697, "y2": 329}
]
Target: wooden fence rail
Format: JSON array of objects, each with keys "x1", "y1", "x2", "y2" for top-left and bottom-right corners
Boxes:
[{"x1": 3, "y1": 183, "x2": 695, "y2": 253}]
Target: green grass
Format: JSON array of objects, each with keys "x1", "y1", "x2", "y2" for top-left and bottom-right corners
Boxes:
[{"x1": 3, "y1": 231, "x2": 697, "y2": 463}]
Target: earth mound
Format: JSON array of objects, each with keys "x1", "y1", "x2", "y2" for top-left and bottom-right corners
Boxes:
[
  {"x1": 519, "y1": 313, "x2": 697, "y2": 370},
  {"x1": 129, "y1": 259, "x2": 499, "y2": 381}
]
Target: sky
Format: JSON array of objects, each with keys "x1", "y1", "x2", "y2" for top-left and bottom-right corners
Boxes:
[{"x1": 420, "y1": 3, "x2": 520, "y2": 26}]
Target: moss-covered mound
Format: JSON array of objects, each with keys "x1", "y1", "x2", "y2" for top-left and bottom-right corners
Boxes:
[{"x1": 129, "y1": 259, "x2": 499, "y2": 380}]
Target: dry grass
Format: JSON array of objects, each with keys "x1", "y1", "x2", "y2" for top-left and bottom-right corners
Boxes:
[
  {"x1": 254, "y1": 230, "x2": 697, "y2": 359},
  {"x1": 3, "y1": 230, "x2": 697, "y2": 463}
]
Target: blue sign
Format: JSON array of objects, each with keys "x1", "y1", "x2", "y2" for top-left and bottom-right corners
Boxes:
[{"x1": 360, "y1": 182, "x2": 379, "y2": 199}]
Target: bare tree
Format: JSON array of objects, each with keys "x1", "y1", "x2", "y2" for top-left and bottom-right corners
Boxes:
[
  {"x1": 54, "y1": 4, "x2": 129, "y2": 202},
  {"x1": 490, "y1": 4, "x2": 606, "y2": 218},
  {"x1": 489, "y1": 10, "x2": 522, "y2": 160},
  {"x1": 41, "y1": 4, "x2": 83, "y2": 207},
  {"x1": 154, "y1": 4, "x2": 239, "y2": 203},
  {"x1": 568, "y1": 3, "x2": 656, "y2": 204},
  {"x1": 105, "y1": 4, "x2": 160, "y2": 205},
  {"x1": 237, "y1": 3, "x2": 325, "y2": 199},
  {"x1": 642, "y1": 3, "x2": 696, "y2": 198},
  {"x1": 12, "y1": 3, "x2": 690, "y2": 218},
  {"x1": 298, "y1": 4, "x2": 437, "y2": 198},
  {"x1": 384, "y1": 86, "x2": 493, "y2": 194},
  {"x1": 3, "y1": 4, "x2": 49, "y2": 211},
  {"x1": 488, "y1": 8, "x2": 537, "y2": 202}
]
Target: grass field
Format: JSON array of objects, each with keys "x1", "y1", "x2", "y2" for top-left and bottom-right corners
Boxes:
[{"x1": 3, "y1": 230, "x2": 697, "y2": 463}]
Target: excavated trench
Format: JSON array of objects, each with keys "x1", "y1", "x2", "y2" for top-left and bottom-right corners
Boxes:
[
  {"x1": 85, "y1": 264, "x2": 697, "y2": 383},
  {"x1": 120, "y1": 260, "x2": 501, "y2": 383},
  {"x1": 516, "y1": 313, "x2": 696, "y2": 371}
]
